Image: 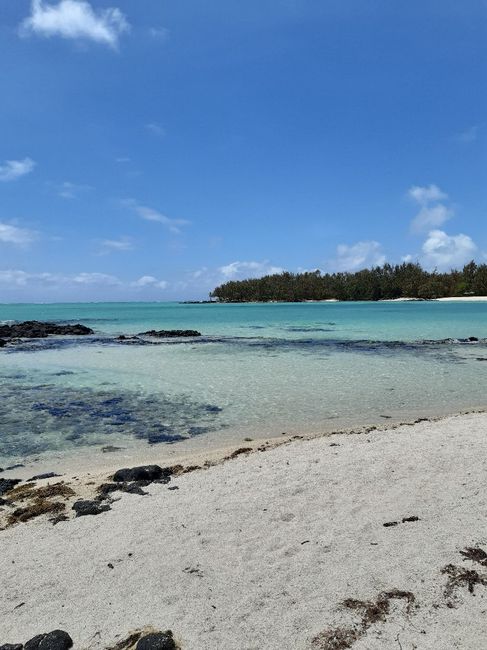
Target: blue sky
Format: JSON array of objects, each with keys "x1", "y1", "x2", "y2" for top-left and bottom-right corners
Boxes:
[{"x1": 0, "y1": 0, "x2": 486, "y2": 301}]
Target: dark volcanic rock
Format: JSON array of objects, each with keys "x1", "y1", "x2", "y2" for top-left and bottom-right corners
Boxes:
[
  {"x1": 135, "y1": 631, "x2": 176, "y2": 650},
  {"x1": 0, "y1": 338, "x2": 7, "y2": 347},
  {"x1": 98, "y1": 482, "x2": 148, "y2": 497},
  {"x1": 72, "y1": 500, "x2": 111, "y2": 517},
  {"x1": 0, "y1": 321, "x2": 93, "y2": 339},
  {"x1": 139, "y1": 329, "x2": 201, "y2": 338},
  {"x1": 37, "y1": 631, "x2": 73, "y2": 650},
  {"x1": 112, "y1": 465, "x2": 171, "y2": 483},
  {"x1": 25, "y1": 634, "x2": 47, "y2": 650},
  {"x1": 0, "y1": 478, "x2": 22, "y2": 496},
  {"x1": 28, "y1": 473, "x2": 61, "y2": 482},
  {"x1": 0, "y1": 644, "x2": 23, "y2": 650}
]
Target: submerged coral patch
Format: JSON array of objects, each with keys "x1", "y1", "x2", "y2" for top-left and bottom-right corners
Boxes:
[{"x1": 0, "y1": 381, "x2": 224, "y2": 459}]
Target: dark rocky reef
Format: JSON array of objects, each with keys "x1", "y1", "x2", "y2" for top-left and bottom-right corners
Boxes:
[
  {"x1": 139, "y1": 329, "x2": 201, "y2": 338},
  {"x1": 0, "y1": 321, "x2": 93, "y2": 339}
]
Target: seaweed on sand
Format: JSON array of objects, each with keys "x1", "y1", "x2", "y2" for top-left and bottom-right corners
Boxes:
[
  {"x1": 442, "y1": 564, "x2": 487, "y2": 599},
  {"x1": 312, "y1": 590, "x2": 415, "y2": 649},
  {"x1": 4, "y1": 482, "x2": 75, "y2": 526}
]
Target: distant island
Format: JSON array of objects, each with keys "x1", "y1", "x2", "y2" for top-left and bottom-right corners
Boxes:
[{"x1": 210, "y1": 261, "x2": 487, "y2": 302}]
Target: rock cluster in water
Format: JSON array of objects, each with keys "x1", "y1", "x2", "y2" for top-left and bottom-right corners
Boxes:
[
  {"x1": 138, "y1": 329, "x2": 201, "y2": 338},
  {"x1": 0, "y1": 321, "x2": 93, "y2": 339}
]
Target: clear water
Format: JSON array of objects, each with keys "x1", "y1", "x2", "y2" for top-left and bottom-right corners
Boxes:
[{"x1": 1, "y1": 301, "x2": 486, "y2": 465}]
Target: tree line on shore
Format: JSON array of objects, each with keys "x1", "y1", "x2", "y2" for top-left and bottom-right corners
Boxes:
[{"x1": 210, "y1": 261, "x2": 487, "y2": 302}]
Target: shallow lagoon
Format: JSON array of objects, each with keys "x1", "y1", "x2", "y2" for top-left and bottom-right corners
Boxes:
[{"x1": 1, "y1": 301, "x2": 486, "y2": 465}]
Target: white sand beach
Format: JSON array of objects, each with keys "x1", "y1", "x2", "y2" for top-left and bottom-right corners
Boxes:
[
  {"x1": 436, "y1": 296, "x2": 487, "y2": 302},
  {"x1": 1, "y1": 411, "x2": 487, "y2": 649}
]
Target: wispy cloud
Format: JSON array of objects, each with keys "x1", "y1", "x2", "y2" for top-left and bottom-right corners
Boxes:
[
  {"x1": 97, "y1": 237, "x2": 134, "y2": 254},
  {"x1": 56, "y1": 181, "x2": 93, "y2": 199},
  {"x1": 0, "y1": 222, "x2": 38, "y2": 247},
  {"x1": 124, "y1": 199, "x2": 190, "y2": 234},
  {"x1": 330, "y1": 241, "x2": 386, "y2": 272},
  {"x1": 145, "y1": 122, "x2": 166, "y2": 138},
  {"x1": 218, "y1": 261, "x2": 284, "y2": 280},
  {"x1": 454, "y1": 125, "x2": 480, "y2": 144},
  {"x1": 0, "y1": 269, "x2": 169, "y2": 297},
  {"x1": 408, "y1": 184, "x2": 452, "y2": 233},
  {"x1": 149, "y1": 27, "x2": 169, "y2": 41},
  {"x1": 421, "y1": 230, "x2": 477, "y2": 271},
  {"x1": 20, "y1": 0, "x2": 130, "y2": 49},
  {"x1": 0, "y1": 158, "x2": 36, "y2": 182},
  {"x1": 72, "y1": 272, "x2": 121, "y2": 286}
]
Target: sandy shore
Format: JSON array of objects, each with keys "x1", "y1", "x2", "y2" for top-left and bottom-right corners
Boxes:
[
  {"x1": 1, "y1": 412, "x2": 487, "y2": 648},
  {"x1": 436, "y1": 296, "x2": 487, "y2": 302}
]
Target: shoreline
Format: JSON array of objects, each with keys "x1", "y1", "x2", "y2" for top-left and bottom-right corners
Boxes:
[
  {"x1": 1, "y1": 410, "x2": 487, "y2": 648},
  {"x1": 1, "y1": 405, "x2": 486, "y2": 483}
]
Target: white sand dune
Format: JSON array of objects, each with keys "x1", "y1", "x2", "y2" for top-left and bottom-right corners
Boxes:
[{"x1": 1, "y1": 412, "x2": 487, "y2": 649}]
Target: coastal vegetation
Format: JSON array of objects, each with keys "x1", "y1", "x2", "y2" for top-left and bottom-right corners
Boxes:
[{"x1": 210, "y1": 261, "x2": 487, "y2": 302}]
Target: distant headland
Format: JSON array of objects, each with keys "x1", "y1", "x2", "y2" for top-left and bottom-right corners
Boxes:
[{"x1": 210, "y1": 261, "x2": 487, "y2": 303}]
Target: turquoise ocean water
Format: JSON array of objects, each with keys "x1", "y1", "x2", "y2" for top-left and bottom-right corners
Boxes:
[{"x1": 1, "y1": 301, "x2": 486, "y2": 465}]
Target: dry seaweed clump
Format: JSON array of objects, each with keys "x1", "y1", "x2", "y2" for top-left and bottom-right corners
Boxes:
[
  {"x1": 442, "y1": 564, "x2": 487, "y2": 601},
  {"x1": 3, "y1": 482, "x2": 75, "y2": 526},
  {"x1": 460, "y1": 546, "x2": 487, "y2": 567},
  {"x1": 441, "y1": 546, "x2": 487, "y2": 606},
  {"x1": 312, "y1": 627, "x2": 361, "y2": 650},
  {"x1": 8, "y1": 498, "x2": 65, "y2": 524},
  {"x1": 312, "y1": 590, "x2": 415, "y2": 650}
]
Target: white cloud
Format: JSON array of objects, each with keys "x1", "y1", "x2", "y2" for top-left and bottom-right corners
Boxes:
[
  {"x1": 421, "y1": 230, "x2": 477, "y2": 271},
  {"x1": 330, "y1": 241, "x2": 386, "y2": 272},
  {"x1": 145, "y1": 122, "x2": 166, "y2": 137},
  {"x1": 124, "y1": 199, "x2": 190, "y2": 234},
  {"x1": 20, "y1": 0, "x2": 130, "y2": 49},
  {"x1": 98, "y1": 237, "x2": 134, "y2": 254},
  {"x1": 178, "y1": 261, "x2": 283, "y2": 294},
  {"x1": 218, "y1": 261, "x2": 284, "y2": 280},
  {"x1": 0, "y1": 158, "x2": 36, "y2": 182},
  {"x1": 408, "y1": 184, "x2": 453, "y2": 233},
  {"x1": 0, "y1": 222, "x2": 37, "y2": 247},
  {"x1": 410, "y1": 204, "x2": 453, "y2": 233},
  {"x1": 131, "y1": 275, "x2": 167, "y2": 289},
  {"x1": 408, "y1": 184, "x2": 448, "y2": 205}
]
